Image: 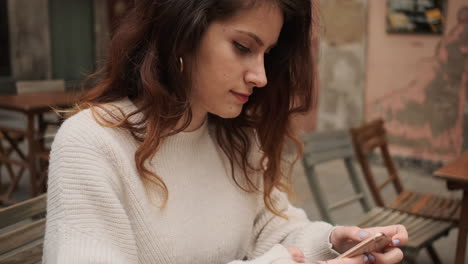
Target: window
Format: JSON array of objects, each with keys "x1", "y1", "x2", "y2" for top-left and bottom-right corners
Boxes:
[{"x1": 0, "y1": 0, "x2": 11, "y2": 76}]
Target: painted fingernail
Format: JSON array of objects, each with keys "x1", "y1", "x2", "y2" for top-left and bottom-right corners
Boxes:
[
  {"x1": 359, "y1": 231, "x2": 369, "y2": 238},
  {"x1": 368, "y1": 254, "x2": 376, "y2": 262},
  {"x1": 393, "y1": 239, "x2": 400, "y2": 246},
  {"x1": 364, "y1": 255, "x2": 369, "y2": 262}
]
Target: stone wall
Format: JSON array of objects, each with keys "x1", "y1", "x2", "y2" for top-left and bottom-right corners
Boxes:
[
  {"x1": 6, "y1": 0, "x2": 110, "y2": 81},
  {"x1": 316, "y1": 0, "x2": 368, "y2": 130},
  {"x1": 7, "y1": 0, "x2": 52, "y2": 80}
]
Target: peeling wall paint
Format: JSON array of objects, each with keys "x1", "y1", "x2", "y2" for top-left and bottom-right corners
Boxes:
[
  {"x1": 366, "y1": 1, "x2": 468, "y2": 162},
  {"x1": 317, "y1": 0, "x2": 367, "y2": 130}
]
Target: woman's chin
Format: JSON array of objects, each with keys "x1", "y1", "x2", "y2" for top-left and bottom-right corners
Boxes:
[{"x1": 211, "y1": 108, "x2": 243, "y2": 119}]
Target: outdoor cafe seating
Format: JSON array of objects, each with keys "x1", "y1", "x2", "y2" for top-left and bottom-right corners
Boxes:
[{"x1": 0, "y1": 79, "x2": 80, "y2": 205}]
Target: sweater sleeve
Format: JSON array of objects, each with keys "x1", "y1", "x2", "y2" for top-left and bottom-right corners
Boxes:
[
  {"x1": 43, "y1": 115, "x2": 138, "y2": 264},
  {"x1": 227, "y1": 244, "x2": 295, "y2": 264},
  {"x1": 246, "y1": 189, "x2": 340, "y2": 263}
]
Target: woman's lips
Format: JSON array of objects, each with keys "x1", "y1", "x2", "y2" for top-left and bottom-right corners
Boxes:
[{"x1": 231, "y1": 91, "x2": 250, "y2": 103}]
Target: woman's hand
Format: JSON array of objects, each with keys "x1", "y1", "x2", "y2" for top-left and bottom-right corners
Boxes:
[
  {"x1": 286, "y1": 248, "x2": 373, "y2": 264},
  {"x1": 287, "y1": 247, "x2": 305, "y2": 263},
  {"x1": 313, "y1": 254, "x2": 379, "y2": 263},
  {"x1": 286, "y1": 224, "x2": 407, "y2": 264},
  {"x1": 311, "y1": 254, "x2": 379, "y2": 263},
  {"x1": 329, "y1": 225, "x2": 408, "y2": 263},
  {"x1": 288, "y1": 247, "x2": 378, "y2": 264}
]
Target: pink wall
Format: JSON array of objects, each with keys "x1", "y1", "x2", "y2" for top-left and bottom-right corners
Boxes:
[{"x1": 366, "y1": 1, "x2": 468, "y2": 162}]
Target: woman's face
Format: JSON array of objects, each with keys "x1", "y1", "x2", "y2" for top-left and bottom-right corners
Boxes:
[{"x1": 189, "y1": 2, "x2": 283, "y2": 120}]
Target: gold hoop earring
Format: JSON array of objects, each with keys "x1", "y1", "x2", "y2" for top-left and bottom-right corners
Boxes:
[{"x1": 178, "y1": 57, "x2": 184, "y2": 72}]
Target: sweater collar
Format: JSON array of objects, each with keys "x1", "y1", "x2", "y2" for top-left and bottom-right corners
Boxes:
[
  {"x1": 163, "y1": 118, "x2": 209, "y2": 147},
  {"x1": 111, "y1": 97, "x2": 210, "y2": 145}
]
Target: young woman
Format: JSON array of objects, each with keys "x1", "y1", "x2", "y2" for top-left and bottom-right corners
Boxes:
[{"x1": 43, "y1": 0, "x2": 407, "y2": 263}]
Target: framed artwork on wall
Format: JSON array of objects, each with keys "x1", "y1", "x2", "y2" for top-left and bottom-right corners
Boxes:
[{"x1": 387, "y1": 0, "x2": 446, "y2": 34}]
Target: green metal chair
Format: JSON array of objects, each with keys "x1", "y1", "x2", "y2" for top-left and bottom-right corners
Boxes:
[
  {"x1": 301, "y1": 130, "x2": 371, "y2": 223},
  {"x1": 301, "y1": 129, "x2": 454, "y2": 264}
]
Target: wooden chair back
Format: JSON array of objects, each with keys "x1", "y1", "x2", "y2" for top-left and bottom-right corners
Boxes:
[
  {"x1": 16, "y1": 80, "x2": 65, "y2": 94},
  {"x1": 302, "y1": 130, "x2": 371, "y2": 223},
  {"x1": 0, "y1": 194, "x2": 47, "y2": 264},
  {"x1": 350, "y1": 118, "x2": 404, "y2": 207}
]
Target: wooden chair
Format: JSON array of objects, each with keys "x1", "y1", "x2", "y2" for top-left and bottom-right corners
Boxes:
[
  {"x1": 302, "y1": 129, "x2": 454, "y2": 263},
  {"x1": 350, "y1": 119, "x2": 461, "y2": 223},
  {"x1": 0, "y1": 80, "x2": 64, "y2": 204},
  {"x1": 0, "y1": 131, "x2": 26, "y2": 205},
  {"x1": 0, "y1": 79, "x2": 26, "y2": 204},
  {"x1": 16, "y1": 80, "x2": 65, "y2": 193},
  {"x1": 0, "y1": 193, "x2": 46, "y2": 264}
]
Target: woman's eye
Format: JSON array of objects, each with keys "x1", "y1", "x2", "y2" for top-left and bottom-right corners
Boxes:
[{"x1": 233, "y1": 41, "x2": 251, "y2": 54}]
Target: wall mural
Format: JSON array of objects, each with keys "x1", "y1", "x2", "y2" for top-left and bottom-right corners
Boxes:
[{"x1": 370, "y1": 6, "x2": 468, "y2": 161}]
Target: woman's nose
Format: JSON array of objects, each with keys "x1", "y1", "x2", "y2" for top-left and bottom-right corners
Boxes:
[{"x1": 245, "y1": 60, "x2": 268, "y2": 88}]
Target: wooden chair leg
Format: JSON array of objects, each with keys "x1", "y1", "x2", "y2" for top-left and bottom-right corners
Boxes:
[
  {"x1": 0, "y1": 142, "x2": 5, "y2": 191},
  {"x1": 0, "y1": 167, "x2": 25, "y2": 204},
  {"x1": 37, "y1": 167, "x2": 48, "y2": 193},
  {"x1": 4, "y1": 146, "x2": 16, "y2": 180},
  {"x1": 0, "y1": 162, "x2": 2, "y2": 192},
  {"x1": 0, "y1": 142, "x2": 15, "y2": 193},
  {"x1": 426, "y1": 245, "x2": 442, "y2": 264}
]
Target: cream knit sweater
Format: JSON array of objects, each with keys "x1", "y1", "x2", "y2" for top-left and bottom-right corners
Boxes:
[{"x1": 43, "y1": 98, "x2": 338, "y2": 264}]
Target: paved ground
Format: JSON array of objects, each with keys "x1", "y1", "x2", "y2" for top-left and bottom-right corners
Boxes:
[
  {"x1": 291, "y1": 159, "x2": 464, "y2": 263},
  {"x1": 4, "y1": 153, "x2": 465, "y2": 263}
]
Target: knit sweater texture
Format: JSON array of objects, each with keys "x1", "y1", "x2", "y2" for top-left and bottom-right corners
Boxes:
[{"x1": 43, "y1": 98, "x2": 339, "y2": 264}]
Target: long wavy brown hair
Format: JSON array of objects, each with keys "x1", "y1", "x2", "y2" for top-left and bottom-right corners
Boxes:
[{"x1": 76, "y1": 0, "x2": 315, "y2": 216}]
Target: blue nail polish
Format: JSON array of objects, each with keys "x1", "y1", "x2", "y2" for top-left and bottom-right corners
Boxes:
[
  {"x1": 364, "y1": 255, "x2": 369, "y2": 262},
  {"x1": 359, "y1": 231, "x2": 369, "y2": 238},
  {"x1": 393, "y1": 239, "x2": 400, "y2": 246},
  {"x1": 369, "y1": 254, "x2": 376, "y2": 262}
]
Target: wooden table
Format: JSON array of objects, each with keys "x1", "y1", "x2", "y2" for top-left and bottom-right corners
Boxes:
[
  {"x1": 434, "y1": 151, "x2": 468, "y2": 264},
  {"x1": 0, "y1": 91, "x2": 81, "y2": 203}
]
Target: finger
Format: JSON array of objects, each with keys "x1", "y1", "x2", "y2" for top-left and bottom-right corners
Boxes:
[
  {"x1": 332, "y1": 226, "x2": 374, "y2": 243},
  {"x1": 370, "y1": 247, "x2": 404, "y2": 263},
  {"x1": 361, "y1": 225, "x2": 408, "y2": 246},
  {"x1": 287, "y1": 247, "x2": 305, "y2": 263},
  {"x1": 350, "y1": 255, "x2": 371, "y2": 264},
  {"x1": 336, "y1": 254, "x2": 372, "y2": 264},
  {"x1": 321, "y1": 255, "x2": 371, "y2": 264}
]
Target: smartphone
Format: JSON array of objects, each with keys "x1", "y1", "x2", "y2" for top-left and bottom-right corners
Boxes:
[{"x1": 336, "y1": 232, "x2": 392, "y2": 259}]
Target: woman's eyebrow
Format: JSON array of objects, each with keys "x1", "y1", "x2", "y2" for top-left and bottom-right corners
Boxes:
[
  {"x1": 235, "y1": 30, "x2": 278, "y2": 50},
  {"x1": 235, "y1": 30, "x2": 265, "y2": 46}
]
